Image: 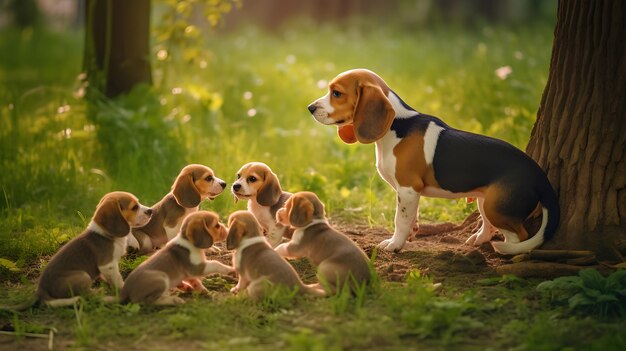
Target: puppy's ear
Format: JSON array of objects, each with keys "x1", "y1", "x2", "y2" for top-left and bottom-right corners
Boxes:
[
  {"x1": 288, "y1": 196, "x2": 314, "y2": 227},
  {"x1": 226, "y1": 220, "x2": 244, "y2": 250},
  {"x1": 257, "y1": 171, "x2": 281, "y2": 206},
  {"x1": 353, "y1": 83, "x2": 394, "y2": 144},
  {"x1": 94, "y1": 197, "x2": 130, "y2": 237},
  {"x1": 183, "y1": 217, "x2": 214, "y2": 249},
  {"x1": 173, "y1": 172, "x2": 201, "y2": 208}
]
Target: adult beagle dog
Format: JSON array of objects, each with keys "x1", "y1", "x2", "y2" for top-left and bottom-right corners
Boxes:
[
  {"x1": 226, "y1": 211, "x2": 325, "y2": 300},
  {"x1": 275, "y1": 192, "x2": 370, "y2": 294},
  {"x1": 307, "y1": 69, "x2": 559, "y2": 255},
  {"x1": 129, "y1": 164, "x2": 226, "y2": 253},
  {"x1": 34, "y1": 192, "x2": 151, "y2": 308},
  {"x1": 121, "y1": 211, "x2": 233, "y2": 305},
  {"x1": 231, "y1": 162, "x2": 293, "y2": 247}
]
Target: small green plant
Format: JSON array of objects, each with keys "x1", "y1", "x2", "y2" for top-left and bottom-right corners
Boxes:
[{"x1": 537, "y1": 268, "x2": 626, "y2": 318}]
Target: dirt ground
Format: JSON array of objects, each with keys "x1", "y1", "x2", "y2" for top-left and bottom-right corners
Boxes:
[{"x1": 1, "y1": 214, "x2": 511, "y2": 350}]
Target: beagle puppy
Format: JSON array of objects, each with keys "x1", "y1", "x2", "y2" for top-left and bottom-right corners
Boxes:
[
  {"x1": 231, "y1": 162, "x2": 293, "y2": 247},
  {"x1": 226, "y1": 211, "x2": 325, "y2": 300},
  {"x1": 129, "y1": 164, "x2": 227, "y2": 253},
  {"x1": 121, "y1": 211, "x2": 233, "y2": 305},
  {"x1": 308, "y1": 69, "x2": 559, "y2": 255},
  {"x1": 37, "y1": 192, "x2": 152, "y2": 307},
  {"x1": 275, "y1": 192, "x2": 370, "y2": 294}
]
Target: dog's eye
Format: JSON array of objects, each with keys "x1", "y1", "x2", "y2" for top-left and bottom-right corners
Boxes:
[
  {"x1": 332, "y1": 90, "x2": 342, "y2": 98},
  {"x1": 236, "y1": 174, "x2": 241, "y2": 179},
  {"x1": 131, "y1": 204, "x2": 139, "y2": 211},
  {"x1": 215, "y1": 224, "x2": 220, "y2": 228},
  {"x1": 247, "y1": 176, "x2": 257, "y2": 183},
  {"x1": 205, "y1": 175, "x2": 213, "y2": 182}
]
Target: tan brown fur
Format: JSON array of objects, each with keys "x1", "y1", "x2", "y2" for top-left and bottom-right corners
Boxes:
[
  {"x1": 121, "y1": 211, "x2": 232, "y2": 305},
  {"x1": 275, "y1": 192, "x2": 371, "y2": 294},
  {"x1": 131, "y1": 164, "x2": 226, "y2": 253},
  {"x1": 226, "y1": 211, "x2": 324, "y2": 300}
]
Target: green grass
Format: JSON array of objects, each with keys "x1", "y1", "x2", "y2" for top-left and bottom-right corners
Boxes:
[
  {"x1": 0, "y1": 21, "x2": 551, "y2": 263},
  {"x1": 4, "y1": 19, "x2": 624, "y2": 351}
]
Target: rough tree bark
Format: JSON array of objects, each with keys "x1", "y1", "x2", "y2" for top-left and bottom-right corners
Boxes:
[
  {"x1": 84, "y1": 0, "x2": 152, "y2": 98},
  {"x1": 526, "y1": 0, "x2": 626, "y2": 261}
]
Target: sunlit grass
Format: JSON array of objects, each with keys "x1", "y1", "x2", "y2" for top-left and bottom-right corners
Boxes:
[{"x1": 0, "y1": 21, "x2": 553, "y2": 263}]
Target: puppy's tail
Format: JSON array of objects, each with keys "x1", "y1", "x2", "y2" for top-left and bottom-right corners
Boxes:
[
  {"x1": 0, "y1": 295, "x2": 39, "y2": 312},
  {"x1": 492, "y1": 178, "x2": 560, "y2": 255}
]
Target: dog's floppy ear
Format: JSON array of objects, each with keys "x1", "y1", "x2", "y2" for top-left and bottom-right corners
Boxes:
[
  {"x1": 226, "y1": 220, "x2": 244, "y2": 250},
  {"x1": 173, "y1": 172, "x2": 201, "y2": 208},
  {"x1": 353, "y1": 83, "x2": 394, "y2": 144},
  {"x1": 257, "y1": 170, "x2": 281, "y2": 206},
  {"x1": 183, "y1": 216, "x2": 214, "y2": 249},
  {"x1": 288, "y1": 195, "x2": 314, "y2": 227},
  {"x1": 94, "y1": 197, "x2": 130, "y2": 237}
]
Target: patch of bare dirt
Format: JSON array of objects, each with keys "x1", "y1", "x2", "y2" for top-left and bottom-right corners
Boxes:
[{"x1": 333, "y1": 212, "x2": 508, "y2": 284}]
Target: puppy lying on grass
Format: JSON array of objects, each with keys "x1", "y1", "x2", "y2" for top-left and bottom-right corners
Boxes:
[
  {"x1": 121, "y1": 211, "x2": 233, "y2": 305},
  {"x1": 226, "y1": 210, "x2": 325, "y2": 300},
  {"x1": 275, "y1": 192, "x2": 371, "y2": 294}
]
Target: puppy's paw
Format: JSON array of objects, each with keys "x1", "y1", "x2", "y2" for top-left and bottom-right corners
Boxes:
[
  {"x1": 377, "y1": 239, "x2": 405, "y2": 253},
  {"x1": 230, "y1": 286, "x2": 239, "y2": 294}
]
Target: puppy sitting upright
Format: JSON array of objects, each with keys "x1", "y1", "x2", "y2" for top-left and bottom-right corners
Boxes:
[
  {"x1": 275, "y1": 192, "x2": 370, "y2": 294},
  {"x1": 129, "y1": 164, "x2": 227, "y2": 253},
  {"x1": 121, "y1": 211, "x2": 233, "y2": 305},
  {"x1": 226, "y1": 211, "x2": 325, "y2": 300},
  {"x1": 38, "y1": 192, "x2": 152, "y2": 307},
  {"x1": 231, "y1": 162, "x2": 292, "y2": 247}
]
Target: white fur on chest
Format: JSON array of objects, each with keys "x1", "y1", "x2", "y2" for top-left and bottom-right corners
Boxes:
[
  {"x1": 165, "y1": 206, "x2": 198, "y2": 240},
  {"x1": 375, "y1": 133, "x2": 402, "y2": 190},
  {"x1": 170, "y1": 236, "x2": 205, "y2": 265},
  {"x1": 248, "y1": 201, "x2": 274, "y2": 230}
]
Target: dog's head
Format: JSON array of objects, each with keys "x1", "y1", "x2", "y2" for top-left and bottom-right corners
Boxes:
[
  {"x1": 180, "y1": 211, "x2": 227, "y2": 249},
  {"x1": 231, "y1": 162, "x2": 282, "y2": 206},
  {"x1": 93, "y1": 191, "x2": 152, "y2": 237},
  {"x1": 307, "y1": 69, "x2": 395, "y2": 144},
  {"x1": 276, "y1": 191, "x2": 326, "y2": 228},
  {"x1": 172, "y1": 164, "x2": 227, "y2": 208},
  {"x1": 226, "y1": 210, "x2": 263, "y2": 250}
]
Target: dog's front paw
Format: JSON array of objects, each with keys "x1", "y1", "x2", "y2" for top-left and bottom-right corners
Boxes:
[
  {"x1": 230, "y1": 286, "x2": 239, "y2": 294},
  {"x1": 377, "y1": 239, "x2": 405, "y2": 253}
]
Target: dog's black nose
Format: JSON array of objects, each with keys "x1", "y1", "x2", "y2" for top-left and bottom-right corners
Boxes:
[
  {"x1": 307, "y1": 104, "x2": 317, "y2": 114},
  {"x1": 220, "y1": 181, "x2": 227, "y2": 189},
  {"x1": 145, "y1": 208, "x2": 153, "y2": 216},
  {"x1": 233, "y1": 184, "x2": 241, "y2": 191}
]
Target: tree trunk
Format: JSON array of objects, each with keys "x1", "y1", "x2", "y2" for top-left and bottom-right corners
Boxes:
[
  {"x1": 526, "y1": 0, "x2": 626, "y2": 261},
  {"x1": 84, "y1": 0, "x2": 152, "y2": 98}
]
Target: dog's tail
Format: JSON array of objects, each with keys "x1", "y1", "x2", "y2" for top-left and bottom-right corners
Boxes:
[{"x1": 492, "y1": 178, "x2": 560, "y2": 255}]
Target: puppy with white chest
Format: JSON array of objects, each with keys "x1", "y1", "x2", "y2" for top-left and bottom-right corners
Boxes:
[
  {"x1": 121, "y1": 211, "x2": 233, "y2": 305},
  {"x1": 226, "y1": 211, "x2": 325, "y2": 300},
  {"x1": 129, "y1": 164, "x2": 227, "y2": 254},
  {"x1": 275, "y1": 192, "x2": 371, "y2": 294},
  {"x1": 33, "y1": 192, "x2": 152, "y2": 308},
  {"x1": 231, "y1": 162, "x2": 293, "y2": 247},
  {"x1": 308, "y1": 69, "x2": 560, "y2": 255}
]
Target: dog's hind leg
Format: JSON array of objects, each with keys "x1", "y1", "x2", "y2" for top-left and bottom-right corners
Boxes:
[{"x1": 465, "y1": 197, "x2": 498, "y2": 246}]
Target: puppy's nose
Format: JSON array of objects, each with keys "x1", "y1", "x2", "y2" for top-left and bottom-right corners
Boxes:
[
  {"x1": 145, "y1": 208, "x2": 153, "y2": 216},
  {"x1": 307, "y1": 104, "x2": 317, "y2": 114},
  {"x1": 219, "y1": 181, "x2": 226, "y2": 189},
  {"x1": 232, "y1": 184, "x2": 241, "y2": 191}
]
